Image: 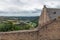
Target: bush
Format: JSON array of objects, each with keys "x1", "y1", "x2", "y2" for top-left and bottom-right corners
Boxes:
[{"x1": 0, "y1": 21, "x2": 37, "y2": 32}]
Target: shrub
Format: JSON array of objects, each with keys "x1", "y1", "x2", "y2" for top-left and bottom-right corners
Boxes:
[{"x1": 0, "y1": 21, "x2": 37, "y2": 32}]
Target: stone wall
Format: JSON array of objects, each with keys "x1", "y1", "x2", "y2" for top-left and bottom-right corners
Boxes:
[
  {"x1": 0, "y1": 29, "x2": 38, "y2": 40},
  {"x1": 38, "y1": 19, "x2": 60, "y2": 40}
]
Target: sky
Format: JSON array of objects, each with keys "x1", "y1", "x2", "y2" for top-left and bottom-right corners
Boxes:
[{"x1": 0, "y1": 0, "x2": 60, "y2": 16}]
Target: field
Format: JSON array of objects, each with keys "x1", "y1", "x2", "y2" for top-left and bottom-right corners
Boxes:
[{"x1": 0, "y1": 16, "x2": 39, "y2": 32}]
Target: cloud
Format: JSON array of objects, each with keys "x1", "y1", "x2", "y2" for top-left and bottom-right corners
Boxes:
[
  {"x1": 0, "y1": 0, "x2": 43, "y2": 16},
  {"x1": 0, "y1": 0, "x2": 60, "y2": 16},
  {"x1": 0, "y1": 9, "x2": 41, "y2": 16},
  {"x1": 0, "y1": 0, "x2": 60, "y2": 11},
  {"x1": 41, "y1": 0, "x2": 60, "y2": 8},
  {"x1": 0, "y1": 0, "x2": 43, "y2": 11}
]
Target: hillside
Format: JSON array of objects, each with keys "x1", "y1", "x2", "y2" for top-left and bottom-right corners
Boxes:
[{"x1": 0, "y1": 16, "x2": 39, "y2": 32}]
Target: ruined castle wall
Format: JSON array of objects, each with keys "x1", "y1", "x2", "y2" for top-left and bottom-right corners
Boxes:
[
  {"x1": 47, "y1": 8, "x2": 60, "y2": 19},
  {"x1": 0, "y1": 29, "x2": 38, "y2": 40},
  {"x1": 38, "y1": 20, "x2": 60, "y2": 40}
]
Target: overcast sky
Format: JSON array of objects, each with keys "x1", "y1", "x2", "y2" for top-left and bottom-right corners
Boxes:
[{"x1": 0, "y1": 0, "x2": 60, "y2": 16}]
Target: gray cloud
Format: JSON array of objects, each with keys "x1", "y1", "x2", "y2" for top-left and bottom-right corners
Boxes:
[{"x1": 0, "y1": 0, "x2": 59, "y2": 16}]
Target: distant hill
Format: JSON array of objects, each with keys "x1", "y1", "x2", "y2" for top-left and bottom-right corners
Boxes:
[{"x1": 0, "y1": 16, "x2": 39, "y2": 21}]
